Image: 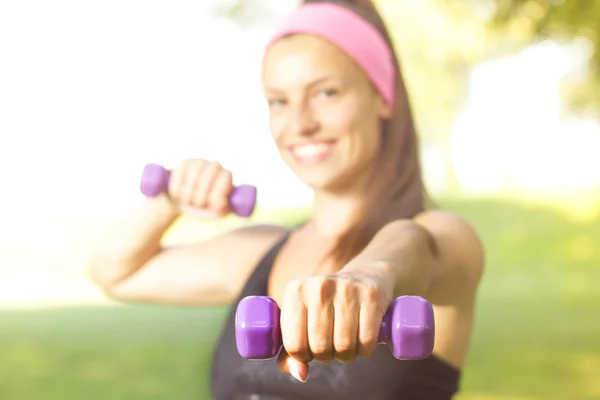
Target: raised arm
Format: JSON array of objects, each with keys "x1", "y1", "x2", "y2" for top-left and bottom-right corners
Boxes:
[{"x1": 89, "y1": 159, "x2": 287, "y2": 306}]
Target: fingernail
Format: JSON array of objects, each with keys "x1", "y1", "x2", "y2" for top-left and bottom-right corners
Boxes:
[{"x1": 290, "y1": 364, "x2": 307, "y2": 383}]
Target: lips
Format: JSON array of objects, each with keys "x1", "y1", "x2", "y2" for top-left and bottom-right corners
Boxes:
[{"x1": 288, "y1": 140, "x2": 336, "y2": 165}]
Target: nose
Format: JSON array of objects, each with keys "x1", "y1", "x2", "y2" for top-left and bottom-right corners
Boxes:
[{"x1": 286, "y1": 101, "x2": 319, "y2": 137}]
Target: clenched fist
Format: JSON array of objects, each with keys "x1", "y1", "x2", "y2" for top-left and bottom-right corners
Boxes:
[
  {"x1": 277, "y1": 269, "x2": 394, "y2": 382},
  {"x1": 168, "y1": 158, "x2": 235, "y2": 219}
]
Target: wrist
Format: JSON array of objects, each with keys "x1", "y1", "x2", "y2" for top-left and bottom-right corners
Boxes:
[
  {"x1": 339, "y1": 260, "x2": 396, "y2": 300},
  {"x1": 146, "y1": 193, "x2": 181, "y2": 222}
]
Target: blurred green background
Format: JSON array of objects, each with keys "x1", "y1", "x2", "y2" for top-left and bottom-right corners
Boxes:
[
  {"x1": 1, "y1": 0, "x2": 599, "y2": 399},
  {"x1": 2, "y1": 198, "x2": 599, "y2": 400}
]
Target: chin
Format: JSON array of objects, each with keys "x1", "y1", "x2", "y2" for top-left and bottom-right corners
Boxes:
[
  {"x1": 282, "y1": 153, "x2": 367, "y2": 193},
  {"x1": 295, "y1": 170, "x2": 352, "y2": 192}
]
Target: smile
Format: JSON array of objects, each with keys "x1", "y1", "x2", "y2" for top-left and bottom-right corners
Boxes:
[{"x1": 289, "y1": 141, "x2": 336, "y2": 165}]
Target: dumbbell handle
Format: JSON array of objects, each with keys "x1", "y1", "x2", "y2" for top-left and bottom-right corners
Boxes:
[
  {"x1": 139, "y1": 163, "x2": 257, "y2": 218},
  {"x1": 235, "y1": 295, "x2": 435, "y2": 361}
]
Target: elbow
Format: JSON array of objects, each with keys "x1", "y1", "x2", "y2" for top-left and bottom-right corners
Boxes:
[
  {"x1": 87, "y1": 260, "x2": 115, "y2": 293},
  {"x1": 87, "y1": 257, "x2": 129, "y2": 296}
]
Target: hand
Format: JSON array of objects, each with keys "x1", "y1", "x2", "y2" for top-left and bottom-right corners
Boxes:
[
  {"x1": 277, "y1": 269, "x2": 394, "y2": 382},
  {"x1": 168, "y1": 158, "x2": 234, "y2": 219}
]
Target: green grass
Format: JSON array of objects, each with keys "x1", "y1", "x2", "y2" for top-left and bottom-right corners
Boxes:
[
  {"x1": 0, "y1": 305, "x2": 225, "y2": 399},
  {"x1": 1, "y1": 197, "x2": 599, "y2": 399}
]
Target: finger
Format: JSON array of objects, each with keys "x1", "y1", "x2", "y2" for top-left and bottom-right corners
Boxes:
[
  {"x1": 357, "y1": 298, "x2": 382, "y2": 358},
  {"x1": 191, "y1": 160, "x2": 221, "y2": 209},
  {"x1": 179, "y1": 159, "x2": 205, "y2": 205},
  {"x1": 207, "y1": 168, "x2": 233, "y2": 215},
  {"x1": 277, "y1": 348, "x2": 309, "y2": 383},
  {"x1": 280, "y1": 280, "x2": 312, "y2": 365},
  {"x1": 168, "y1": 159, "x2": 191, "y2": 202},
  {"x1": 333, "y1": 284, "x2": 359, "y2": 363},
  {"x1": 307, "y1": 278, "x2": 335, "y2": 363}
]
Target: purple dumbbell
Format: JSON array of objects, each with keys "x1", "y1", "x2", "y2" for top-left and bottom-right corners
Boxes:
[
  {"x1": 235, "y1": 295, "x2": 435, "y2": 360},
  {"x1": 139, "y1": 163, "x2": 257, "y2": 218}
]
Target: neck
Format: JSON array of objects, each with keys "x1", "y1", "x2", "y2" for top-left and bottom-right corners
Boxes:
[
  {"x1": 310, "y1": 192, "x2": 361, "y2": 237},
  {"x1": 309, "y1": 170, "x2": 373, "y2": 237}
]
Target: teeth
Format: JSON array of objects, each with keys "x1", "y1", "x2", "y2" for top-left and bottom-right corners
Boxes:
[{"x1": 293, "y1": 143, "x2": 329, "y2": 158}]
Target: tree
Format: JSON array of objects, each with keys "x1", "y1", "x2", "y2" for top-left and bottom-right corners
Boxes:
[
  {"x1": 211, "y1": 0, "x2": 529, "y2": 190},
  {"x1": 208, "y1": 0, "x2": 279, "y2": 29},
  {"x1": 469, "y1": 0, "x2": 600, "y2": 117},
  {"x1": 211, "y1": 0, "x2": 600, "y2": 191},
  {"x1": 214, "y1": 0, "x2": 600, "y2": 116}
]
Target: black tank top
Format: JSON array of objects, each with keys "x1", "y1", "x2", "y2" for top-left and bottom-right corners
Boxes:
[{"x1": 210, "y1": 232, "x2": 461, "y2": 400}]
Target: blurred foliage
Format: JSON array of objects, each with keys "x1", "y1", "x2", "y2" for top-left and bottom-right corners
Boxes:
[
  {"x1": 486, "y1": 0, "x2": 600, "y2": 117},
  {"x1": 213, "y1": 0, "x2": 600, "y2": 125},
  {"x1": 212, "y1": 0, "x2": 600, "y2": 189},
  {"x1": 210, "y1": 0, "x2": 528, "y2": 137},
  {"x1": 210, "y1": 0, "x2": 527, "y2": 189},
  {"x1": 373, "y1": 0, "x2": 535, "y2": 139},
  {"x1": 209, "y1": 0, "x2": 278, "y2": 29}
]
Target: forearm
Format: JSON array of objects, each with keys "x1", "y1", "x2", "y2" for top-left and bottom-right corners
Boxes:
[
  {"x1": 89, "y1": 194, "x2": 180, "y2": 288},
  {"x1": 341, "y1": 219, "x2": 436, "y2": 298}
]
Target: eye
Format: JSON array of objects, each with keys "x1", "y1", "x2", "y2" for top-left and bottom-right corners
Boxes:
[
  {"x1": 316, "y1": 88, "x2": 338, "y2": 98},
  {"x1": 268, "y1": 98, "x2": 287, "y2": 108}
]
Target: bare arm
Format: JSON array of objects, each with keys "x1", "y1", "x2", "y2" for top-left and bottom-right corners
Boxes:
[
  {"x1": 343, "y1": 210, "x2": 484, "y2": 304},
  {"x1": 274, "y1": 211, "x2": 484, "y2": 376},
  {"x1": 341, "y1": 210, "x2": 484, "y2": 367},
  {"x1": 89, "y1": 195, "x2": 179, "y2": 289},
  {"x1": 413, "y1": 210, "x2": 485, "y2": 305},
  {"x1": 89, "y1": 194, "x2": 287, "y2": 306}
]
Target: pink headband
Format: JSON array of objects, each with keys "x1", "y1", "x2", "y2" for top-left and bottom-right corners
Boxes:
[{"x1": 266, "y1": 3, "x2": 395, "y2": 106}]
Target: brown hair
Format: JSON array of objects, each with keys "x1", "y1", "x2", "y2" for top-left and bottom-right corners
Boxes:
[{"x1": 301, "y1": 0, "x2": 431, "y2": 269}]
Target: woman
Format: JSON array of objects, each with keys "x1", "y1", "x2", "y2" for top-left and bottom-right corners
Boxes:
[{"x1": 90, "y1": 0, "x2": 484, "y2": 398}]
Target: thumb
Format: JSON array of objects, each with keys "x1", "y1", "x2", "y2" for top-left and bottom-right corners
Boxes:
[{"x1": 277, "y1": 349, "x2": 309, "y2": 383}]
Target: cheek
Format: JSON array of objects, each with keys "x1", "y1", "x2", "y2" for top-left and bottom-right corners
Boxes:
[
  {"x1": 323, "y1": 105, "x2": 379, "y2": 145},
  {"x1": 364, "y1": 119, "x2": 382, "y2": 153},
  {"x1": 318, "y1": 102, "x2": 360, "y2": 136},
  {"x1": 347, "y1": 116, "x2": 381, "y2": 162},
  {"x1": 268, "y1": 113, "x2": 286, "y2": 145}
]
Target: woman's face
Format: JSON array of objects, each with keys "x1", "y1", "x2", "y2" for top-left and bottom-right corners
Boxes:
[{"x1": 262, "y1": 34, "x2": 391, "y2": 192}]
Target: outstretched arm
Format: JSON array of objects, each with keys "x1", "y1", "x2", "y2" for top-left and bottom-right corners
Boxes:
[
  {"x1": 343, "y1": 210, "x2": 485, "y2": 305},
  {"x1": 275, "y1": 210, "x2": 484, "y2": 382}
]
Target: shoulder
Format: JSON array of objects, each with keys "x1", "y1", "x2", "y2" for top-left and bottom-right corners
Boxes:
[
  {"x1": 414, "y1": 209, "x2": 481, "y2": 246},
  {"x1": 413, "y1": 210, "x2": 485, "y2": 288},
  {"x1": 220, "y1": 223, "x2": 289, "y2": 256},
  {"x1": 233, "y1": 223, "x2": 289, "y2": 237},
  {"x1": 225, "y1": 223, "x2": 288, "y2": 244},
  {"x1": 185, "y1": 223, "x2": 288, "y2": 295},
  {"x1": 411, "y1": 211, "x2": 484, "y2": 366}
]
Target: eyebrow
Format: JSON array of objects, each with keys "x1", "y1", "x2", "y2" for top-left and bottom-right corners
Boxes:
[{"x1": 264, "y1": 75, "x2": 335, "y2": 93}]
